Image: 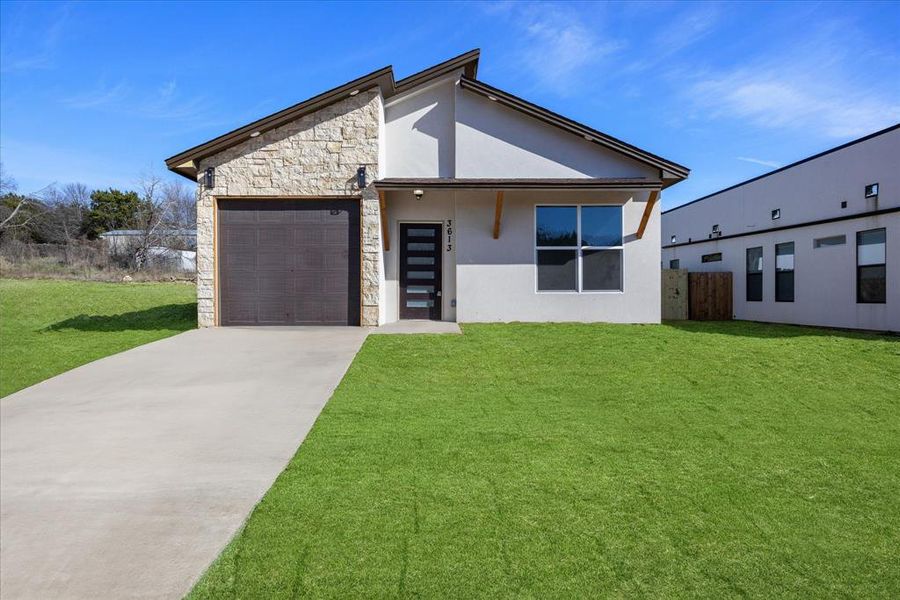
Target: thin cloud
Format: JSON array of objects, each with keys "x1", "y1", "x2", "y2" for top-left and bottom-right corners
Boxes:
[
  {"x1": 680, "y1": 18, "x2": 900, "y2": 138},
  {"x1": 63, "y1": 80, "x2": 131, "y2": 109},
  {"x1": 484, "y1": 3, "x2": 622, "y2": 96},
  {"x1": 0, "y1": 3, "x2": 71, "y2": 73},
  {"x1": 689, "y1": 69, "x2": 900, "y2": 138},
  {"x1": 62, "y1": 78, "x2": 212, "y2": 122},
  {"x1": 737, "y1": 156, "x2": 781, "y2": 168}
]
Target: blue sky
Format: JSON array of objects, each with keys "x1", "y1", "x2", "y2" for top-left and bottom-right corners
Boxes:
[{"x1": 1, "y1": 1, "x2": 898, "y2": 209}]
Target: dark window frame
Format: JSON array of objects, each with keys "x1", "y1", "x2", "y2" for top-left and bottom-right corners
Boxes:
[
  {"x1": 701, "y1": 252, "x2": 722, "y2": 263},
  {"x1": 856, "y1": 228, "x2": 886, "y2": 304},
  {"x1": 746, "y1": 246, "x2": 763, "y2": 302},
  {"x1": 775, "y1": 241, "x2": 794, "y2": 303},
  {"x1": 534, "y1": 204, "x2": 624, "y2": 293}
]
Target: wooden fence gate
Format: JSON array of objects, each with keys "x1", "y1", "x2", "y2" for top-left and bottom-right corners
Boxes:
[{"x1": 688, "y1": 272, "x2": 733, "y2": 320}]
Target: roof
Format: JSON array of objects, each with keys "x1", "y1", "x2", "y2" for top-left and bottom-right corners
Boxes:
[
  {"x1": 165, "y1": 50, "x2": 480, "y2": 179},
  {"x1": 458, "y1": 77, "x2": 689, "y2": 184},
  {"x1": 374, "y1": 178, "x2": 661, "y2": 191},
  {"x1": 165, "y1": 49, "x2": 689, "y2": 186},
  {"x1": 663, "y1": 122, "x2": 900, "y2": 215}
]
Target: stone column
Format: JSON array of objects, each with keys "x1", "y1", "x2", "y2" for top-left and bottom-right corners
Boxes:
[{"x1": 360, "y1": 185, "x2": 382, "y2": 326}]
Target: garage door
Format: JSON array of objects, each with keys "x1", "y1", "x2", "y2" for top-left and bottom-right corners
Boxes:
[{"x1": 218, "y1": 199, "x2": 360, "y2": 326}]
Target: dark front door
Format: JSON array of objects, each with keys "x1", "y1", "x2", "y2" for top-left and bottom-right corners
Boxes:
[
  {"x1": 400, "y1": 223, "x2": 442, "y2": 320},
  {"x1": 218, "y1": 199, "x2": 360, "y2": 326}
]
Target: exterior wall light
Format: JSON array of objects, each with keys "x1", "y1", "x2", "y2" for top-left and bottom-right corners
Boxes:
[
  {"x1": 204, "y1": 167, "x2": 215, "y2": 188},
  {"x1": 865, "y1": 183, "x2": 879, "y2": 198},
  {"x1": 357, "y1": 166, "x2": 367, "y2": 189},
  {"x1": 414, "y1": 189, "x2": 424, "y2": 201},
  {"x1": 771, "y1": 208, "x2": 781, "y2": 220}
]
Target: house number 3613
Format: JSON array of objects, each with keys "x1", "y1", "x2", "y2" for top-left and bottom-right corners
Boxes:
[{"x1": 446, "y1": 219, "x2": 453, "y2": 252}]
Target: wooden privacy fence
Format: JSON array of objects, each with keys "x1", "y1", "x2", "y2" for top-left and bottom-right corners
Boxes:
[{"x1": 688, "y1": 272, "x2": 733, "y2": 320}]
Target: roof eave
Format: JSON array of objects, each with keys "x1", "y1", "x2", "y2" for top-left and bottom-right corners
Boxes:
[{"x1": 373, "y1": 178, "x2": 662, "y2": 191}]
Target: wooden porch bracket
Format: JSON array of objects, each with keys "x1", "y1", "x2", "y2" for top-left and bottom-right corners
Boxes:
[
  {"x1": 492, "y1": 191, "x2": 504, "y2": 239},
  {"x1": 636, "y1": 190, "x2": 659, "y2": 239},
  {"x1": 378, "y1": 190, "x2": 390, "y2": 251}
]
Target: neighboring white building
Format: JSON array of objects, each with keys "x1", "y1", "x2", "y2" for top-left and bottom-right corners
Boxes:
[
  {"x1": 166, "y1": 50, "x2": 689, "y2": 327},
  {"x1": 662, "y1": 124, "x2": 899, "y2": 332}
]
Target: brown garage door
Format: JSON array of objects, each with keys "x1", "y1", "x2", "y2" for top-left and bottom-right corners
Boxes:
[{"x1": 218, "y1": 199, "x2": 360, "y2": 326}]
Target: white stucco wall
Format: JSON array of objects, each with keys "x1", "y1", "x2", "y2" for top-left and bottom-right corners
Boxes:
[
  {"x1": 663, "y1": 212, "x2": 899, "y2": 331},
  {"x1": 454, "y1": 91, "x2": 658, "y2": 179},
  {"x1": 661, "y1": 126, "x2": 898, "y2": 331},
  {"x1": 384, "y1": 77, "x2": 457, "y2": 177},
  {"x1": 454, "y1": 190, "x2": 661, "y2": 323}
]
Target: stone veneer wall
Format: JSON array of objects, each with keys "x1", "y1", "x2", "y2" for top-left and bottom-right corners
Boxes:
[{"x1": 194, "y1": 90, "x2": 382, "y2": 327}]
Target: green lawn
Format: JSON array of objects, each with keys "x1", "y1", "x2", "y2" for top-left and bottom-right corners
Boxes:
[
  {"x1": 0, "y1": 279, "x2": 196, "y2": 397},
  {"x1": 190, "y1": 321, "x2": 899, "y2": 599}
]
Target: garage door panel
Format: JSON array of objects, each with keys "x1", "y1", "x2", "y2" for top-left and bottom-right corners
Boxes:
[
  {"x1": 218, "y1": 199, "x2": 360, "y2": 326},
  {"x1": 258, "y1": 227, "x2": 289, "y2": 249},
  {"x1": 256, "y1": 252, "x2": 288, "y2": 270},
  {"x1": 222, "y1": 228, "x2": 256, "y2": 248}
]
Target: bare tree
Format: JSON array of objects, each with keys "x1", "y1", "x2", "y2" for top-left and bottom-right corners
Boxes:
[
  {"x1": 0, "y1": 164, "x2": 54, "y2": 237},
  {"x1": 33, "y1": 183, "x2": 91, "y2": 243},
  {"x1": 130, "y1": 173, "x2": 190, "y2": 269}
]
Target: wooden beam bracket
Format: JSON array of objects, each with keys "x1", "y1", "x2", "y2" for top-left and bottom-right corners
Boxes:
[
  {"x1": 492, "y1": 191, "x2": 504, "y2": 239},
  {"x1": 636, "y1": 190, "x2": 659, "y2": 239}
]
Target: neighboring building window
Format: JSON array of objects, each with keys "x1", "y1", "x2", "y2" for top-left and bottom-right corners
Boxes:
[
  {"x1": 535, "y1": 205, "x2": 623, "y2": 292},
  {"x1": 746, "y1": 247, "x2": 763, "y2": 301},
  {"x1": 857, "y1": 228, "x2": 886, "y2": 303},
  {"x1": 814, "y1": 235, "x2": 846, "y2": 248},
  {"x1": 701, "y1": 252, "x2": 722, "y2": 263},
  {"x1": 840, "y1": 201, "x2": 848, "y2": 209},
  {"x1": 669, "y1": 259, "x2": 680, "y2": 269},
  {"x1": 775, "y1": 242, "x2": 795, "y2": 302},
  {"x1": 771, "y1": 209, "x2": 781, "y2": 220}
]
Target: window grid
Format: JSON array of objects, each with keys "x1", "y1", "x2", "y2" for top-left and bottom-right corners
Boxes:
[{"x1": 535, "y1": 205, "x2": 624, "y2": 293}]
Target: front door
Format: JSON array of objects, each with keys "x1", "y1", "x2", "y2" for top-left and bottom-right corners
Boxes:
[{"x1": 400, "y1": 223, "x2": 442, "y2": 320}]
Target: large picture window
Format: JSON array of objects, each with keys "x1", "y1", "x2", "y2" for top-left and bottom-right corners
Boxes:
[
  {"x1": 857, "y1": 228, "x2": 886, "y2": 303},
  {"x1": 775, "y1": 242, "x2": 794, "y2": 302},
  {"x1": 535, "y1": 205, "x2": 623, "y2": 292},
  {"x1": 746, "y1": 246, "x2": 763, "y2": 302}
]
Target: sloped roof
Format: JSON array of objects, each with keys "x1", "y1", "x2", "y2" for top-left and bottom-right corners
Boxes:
[
  {"x1": 165, "y1": 49, "x2": 689, "y2": 185},
  {"x1": 458, "y1": 77, "x2": 689, "y2": 182},
  {"x1": 165, "y1": 50, "x2": 480, "y2": 180}
]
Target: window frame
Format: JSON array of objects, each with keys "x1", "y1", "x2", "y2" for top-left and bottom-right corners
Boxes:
[
  {"x1": 669, "y1": 259, "x2": 680, "y2": 269},
  {"x1": 746, "y1": 246, "x2": 763, "y2": 302},
  {"x1": 534, "y1": 204, "x2": 624, "y2": 294},
  {"x1": 813, "y1": 235, "x2": 846, "y2": 248},
  {"x1": 701, "y1": 252, "x2": 722, "y2": 263},
  {"x1": 856, "y1": 227, "x2": 886, "y2": 304},
  {"x1": 774, "y1": 241, "x2": 795, "y2": 303}
]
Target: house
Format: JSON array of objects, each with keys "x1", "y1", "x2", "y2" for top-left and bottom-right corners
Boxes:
[
  {"x1": 99, "y1": 229, "x2": 197, "y2": 254},
  {"x1": 662, "y1": 124, "x2": 899, "y2": 332},
  {"x1": 99, "y1": 229, "x2": 197, "y2": 272},
  {"x1": 165, "y1": 49, "x2": 688, "y2": 327}
]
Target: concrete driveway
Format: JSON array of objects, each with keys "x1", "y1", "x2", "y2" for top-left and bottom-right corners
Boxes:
[{"x1": 0, "y1": 327, "x2": 368, "y2": 599}]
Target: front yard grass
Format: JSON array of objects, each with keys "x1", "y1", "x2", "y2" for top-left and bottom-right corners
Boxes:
[
  {"x1": 0, "y1": 278, "x2": 195, "y2": 397},
  {"x1": 190, "y1": 321, "x2": 900, "y2": 598}
]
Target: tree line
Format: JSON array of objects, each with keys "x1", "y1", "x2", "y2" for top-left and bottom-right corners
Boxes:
[{"x1": 0, "y1": 163, "x2": 195, "y2": 268}]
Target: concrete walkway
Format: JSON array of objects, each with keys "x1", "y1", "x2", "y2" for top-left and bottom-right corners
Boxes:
[{"x1": 0, "y1": 327, "x2": 368, "y2": 599}]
